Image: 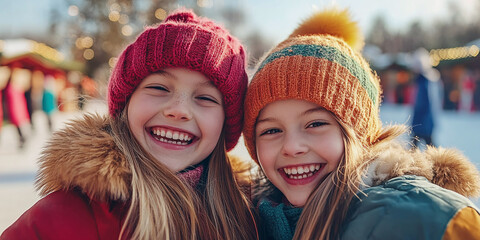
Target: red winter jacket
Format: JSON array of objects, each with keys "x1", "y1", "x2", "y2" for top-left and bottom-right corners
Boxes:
[
  {"x1": 2, "y1": 189, "x2": 127, "y2": 240},
  {"x1": 0, "y1": 115, "x2": 133, "y2": 239}
]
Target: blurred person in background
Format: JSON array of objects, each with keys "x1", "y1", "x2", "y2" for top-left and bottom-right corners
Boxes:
[
  {"x1": 474, "y1": 70, "x2": 480, "y2": 111},
  {"x1": 410, "y1": 48, "x2": 442, "y2": 148},
  {"x1": 0, "y1": 67, "x2": 11, "y2": 134},
  {"x1": 4, "y1": 67, "x2": 32, "y2": 149},
  {"x1": 41, "y1": 75, "x2": 57, "y2": 131}
]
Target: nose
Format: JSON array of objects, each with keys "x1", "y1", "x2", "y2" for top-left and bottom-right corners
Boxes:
[
  {"x1": 163, "y1": 94, "x2": 192, "y2": 121},
  {"x1": 281, "y1": 132, "x2": 308, "y2": 158}
]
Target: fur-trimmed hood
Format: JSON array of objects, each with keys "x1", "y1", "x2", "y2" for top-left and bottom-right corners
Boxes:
[
  {"x1": 36, "y1": 114, "x2": 131, "y2": 202},
  {"x1": 363, "y1": 141, "x2": 480, "y2": 198}
]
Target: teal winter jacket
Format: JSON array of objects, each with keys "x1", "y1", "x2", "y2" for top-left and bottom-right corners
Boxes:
[
  {"x1": 340, "y1": 175, "x2": 479, "y2": 239},
  {"x1": 256, "y1": 143, "x2": 480, "y2": 240}
]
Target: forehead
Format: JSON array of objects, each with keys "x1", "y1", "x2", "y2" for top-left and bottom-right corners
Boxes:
[
  {"x1": 259, "y1": 99, "x2": 324, "y2": 117},
  {"x1": 143, "y1": 68, "x2": 212, "y2": 84}
]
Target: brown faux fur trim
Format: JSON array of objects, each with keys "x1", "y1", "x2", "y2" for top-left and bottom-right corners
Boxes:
[
  {"x1": 364, "y1": 142, "x2": 480, "y2": 198},
  {"x1": 426, "y1": 146, "x2": 480, "y2": 197},
  {"x1": 35, "y1": 114, "x2": 131, "y2": 202}
]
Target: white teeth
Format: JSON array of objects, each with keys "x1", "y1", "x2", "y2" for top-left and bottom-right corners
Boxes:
[
  {"x1": 289, "y1": 174, "x2": 309, "y2": 180},
  {"x1": 172, "y1": 132, "x2": 179, "y2": 140},
  {"x1": 158, "y1": 138, "x2": 187, "y2": 146},
  {"x1": 283, "y1": 164, "x2": 322, "y2": 179},
  {"x1": 152, "y1": 128, "x2": 193, "y2": 145}
]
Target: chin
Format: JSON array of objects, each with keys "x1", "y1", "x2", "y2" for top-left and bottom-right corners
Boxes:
[{"x1": 286, "y1": 197, "x2": 307, "y2": 207}]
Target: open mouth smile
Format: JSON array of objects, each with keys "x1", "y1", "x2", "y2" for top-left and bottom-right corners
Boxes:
[
  {"x1": 150, "y1": 127, "x2": 195, "y2": 146},
  {"x1": 282, "y1": 163, "x2": 324, "y2": 180}
]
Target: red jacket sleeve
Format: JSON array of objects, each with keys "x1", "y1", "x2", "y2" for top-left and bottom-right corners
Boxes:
[{"x1": 1, "y1": 190, "x2": 99, "y2": 240}]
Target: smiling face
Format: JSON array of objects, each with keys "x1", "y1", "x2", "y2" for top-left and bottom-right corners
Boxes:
[
  {"x1": 127, "y1": 68, "x2": 225, "y2": 172},
  {"x1": 255, "y1": 99, "x2": 344, "y2": 207}
]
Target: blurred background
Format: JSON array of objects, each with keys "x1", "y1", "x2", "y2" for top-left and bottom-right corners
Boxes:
[{"x1": 1, "y1": 0, "x2": 480, "y2": 233}]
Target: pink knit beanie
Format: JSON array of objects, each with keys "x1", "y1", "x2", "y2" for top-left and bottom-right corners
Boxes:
[{"x1": 108, "y1": 9, "x2": 247, "y2": 151}]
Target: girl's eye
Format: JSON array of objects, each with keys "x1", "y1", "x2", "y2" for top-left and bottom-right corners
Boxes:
[
  {"x1": 197, "y1": 96, "x2": 220, "y2": 104},
  {"x1": 307, "y1": 121, "x2": 327, "y2": 128},
  {"x1": 146, "y1": 85, "x2": 169, "y2": 92},
  {"x1": 259, "y1": 128, "x2": 282, "y2": 136}
]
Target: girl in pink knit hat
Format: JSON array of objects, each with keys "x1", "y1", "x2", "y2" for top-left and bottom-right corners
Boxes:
[{"x1": 1, "y1": 8, "x2": 258, "y2": 240}]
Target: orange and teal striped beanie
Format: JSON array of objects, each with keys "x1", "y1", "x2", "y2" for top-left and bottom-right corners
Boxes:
[{"x1": 243, "y1": 8, "x2": 382, "y2": 163}]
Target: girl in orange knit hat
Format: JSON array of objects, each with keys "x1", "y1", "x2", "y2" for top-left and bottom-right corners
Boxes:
[
  {"x1": 1, "y1": 8, "x2": 257, "y2": 240},
  {"x1": 243, "y1": 8, "x2": 480, "y2": 239}
]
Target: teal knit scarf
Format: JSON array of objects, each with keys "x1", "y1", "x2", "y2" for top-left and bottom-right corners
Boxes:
[{"x1": 258, "y1": 198, "x2": 303, "y2": 240}]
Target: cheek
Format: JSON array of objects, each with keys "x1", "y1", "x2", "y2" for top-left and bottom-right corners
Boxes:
[
  {"x1": 127, "y1": 106, "x2": 144, "y2": 141},
  {"x1": 199, "y1": 108, "x2": 225, "y2": 138},
  {"x1": 317, "y1": 133, "x2": 344, "y2": 167},
  {"x1": 256, "y1": 141, "x2": 277, "y2": 172}
]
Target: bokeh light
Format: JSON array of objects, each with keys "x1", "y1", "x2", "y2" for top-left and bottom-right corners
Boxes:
[
  {"x1": 109, "y1": 3, "x2": 121, "y2": 12},
  {"x1": 68, "y1": 5, "x2": 79, "y2": 16},
  {"x1": 108, "y1": 57, "x2": 118, "y2": 68},
  {"x1": 119, "y1": 14, "x2": 129, "y2": 25},
  {"x1": 122, "y1": 25, "x2": 133, "y2": 36},
  {"x1": 83, "y1": 49, "x2": 94, "y2": 60},
  {"x1": 155, "y1": 8, "x2": 167, "y2": 20},
  {"x1": 109, "y1": 11, "x2": 120, "y2": 22},
  {"x1": 197, "y1": 0, "x2": 213, "y2": 8}
]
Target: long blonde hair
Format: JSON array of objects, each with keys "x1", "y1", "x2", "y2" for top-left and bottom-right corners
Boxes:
[
  {"x1": 254, "y1": 114, "x2": 407, "y2": 239},
  {"x1": 110, "y1": 107, "x2": 258, "y2": 239}
]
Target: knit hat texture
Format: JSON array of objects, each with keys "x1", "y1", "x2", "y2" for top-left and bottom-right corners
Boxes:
[
  {"x1": 243, "y1": 8, "x2": 382, "y2": 162},
  {"x1": 108, "y1": 9, "x2": 247, "y2": 151}
]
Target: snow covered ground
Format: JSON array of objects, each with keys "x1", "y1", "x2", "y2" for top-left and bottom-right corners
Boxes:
[{"x1": 0, "y1": 101, "x2": 479, "y2": 233}]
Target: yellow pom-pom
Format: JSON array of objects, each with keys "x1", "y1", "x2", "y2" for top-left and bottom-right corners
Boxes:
[{"x1": 290, "y1": 8, "x2": 364, "y2": 51}]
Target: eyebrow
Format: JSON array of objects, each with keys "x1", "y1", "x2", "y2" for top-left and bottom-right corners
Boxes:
[
  {"x1": 150, "y1": 70, "x2": 172, "y2": 79},
  {"x1": 196, "y1": 80, "x2": 217, "y2": 89},
  {"x1": 256, "y1": 106, "x2": 327, "y2": 125},
  {"x1": 153, "y1": 70, "x2": 215, "y2": 88},
  {"x1": 303, "y1": 106, "x2": 327, "y2": 116}
]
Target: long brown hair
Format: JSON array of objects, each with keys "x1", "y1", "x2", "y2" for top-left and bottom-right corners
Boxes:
[{"x1": 110, "y1": 107, "x2": 258, "y2": 239}]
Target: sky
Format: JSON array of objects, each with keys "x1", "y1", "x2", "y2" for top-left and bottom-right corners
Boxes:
[
  {"x1": 0, "y1": 0, "x2": 478, "y2": 50},
  {"x1": 239, "y1": 0, "x2": 477, "y2": 44}
]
